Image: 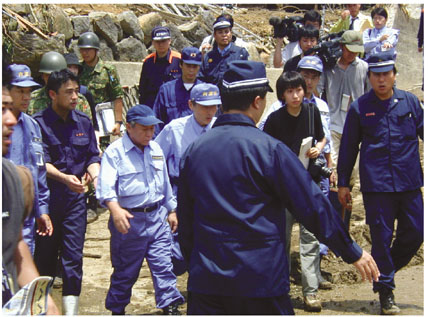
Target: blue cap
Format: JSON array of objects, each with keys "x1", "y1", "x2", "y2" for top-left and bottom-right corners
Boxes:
[
  {"x1": 213, "y1": 16, "x2": 232, "y2": 30},
  {"x1": 7, "y1": 64, "x2": 40, "y2": 88},
  {"x1": 126, "y1": 104, "x2": 163, "y2": 126},
  {"x1": 190, "y1": 83, "x2": 221, "y2": 106},
  {"x1": 151, "y1": 26, "x2": 171, "y2": 41},
  {"x1": 222, "y1": 60, "x2": 273, "y2": 92},
  {"x1": 366, "y1": 51, "x2": 395, "y2": 73},
  {"x1": 181, "y1": 47, "x2": 202, "y2": 65},
  {"x1": 297, "y1": 56, "x2": 323, "y2": 73}
]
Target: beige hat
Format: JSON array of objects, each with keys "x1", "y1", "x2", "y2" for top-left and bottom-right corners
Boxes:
[{"x1": 339, "y1": 31, "x2": 364, "y2": 53}]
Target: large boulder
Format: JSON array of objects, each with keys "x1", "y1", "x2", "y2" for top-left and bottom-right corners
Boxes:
[
  {"x1": 46, "y1": 6, "x2": 74, "y2": 40},
  {"x1": 71, "y1": 16, "x2": 93, "y2": 38},
  {"x1": 118, "y1": 11, "x2": 145, "y2": 43},
  {"x1": 242, "y1": 42, "x2": 261, "y2": 62},
  {"x1": 115, "y1": 37, "x2": 147, "y2": 62},
  {"x1": 178, "y1": 20, "x2": 209, "y2": 48},
  {"x1": 90, "y1": 12, "x2": 122, "y2": 46},
  {"x1": 9, "y1": 32, "x2": 66, "y2": 74},
  {"x1": 167, "y1": 23, "x2": 191, "y2": 53},
  {"x1": 5, "y1": 4, "x2": 31, "y2": 15},
  {"x1": 138, "y1": 12, "x2": 163, "y2": 46}
]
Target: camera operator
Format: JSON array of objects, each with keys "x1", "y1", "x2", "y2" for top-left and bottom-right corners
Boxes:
[
  {"x1": 273, "y1": 10, "x2": 322, "y2": 68},
  {"x1": 283, "y1": 25, "x2": 319, "y2": 72}
]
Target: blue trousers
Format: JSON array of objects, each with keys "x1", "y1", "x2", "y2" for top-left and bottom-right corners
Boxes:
[
  {"x1": 34, "y1": 189, "x2": 86, "y2": 296},
  {"x1": 105, "y1": 209, "x2": 183, "y2": 313},
  {"x1": 22, "y1": 214, "x2": 36, "y2": 255},
  {"x1": 363, "y1": 190, "x2": 423, "y2": 292},
  {"x1": 187, "y1": 291, "x2": 295, "y2": 315}
]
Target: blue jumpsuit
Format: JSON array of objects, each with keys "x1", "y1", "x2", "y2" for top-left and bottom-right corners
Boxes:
[
  {"x1": 138, "y1": 49, "x2": 182, "y2": 108},
  {"x1": 5, "y1": 112, "x2": 50, "y2": 255},
  {"x1": 337, "y1": 88, "x2": 424, "y2": 292},
  {"x1": 178, "y1": 113, "x2": 363, "y2": 314},
  {"x1": 198, "y1": 43, "x2": 249, "y2": 86},
  {"x1": 153, "y1": 77, "x2": 204, "y2": 133},
  {"x1": 33, "y1": 107, "x2": 100, "y2": 296},
  {"x1": 96, "y1": 134, "x2": 184, "y2": 313}
]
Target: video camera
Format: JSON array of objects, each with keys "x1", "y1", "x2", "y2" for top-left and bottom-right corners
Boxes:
[
  {"x1": 269, "y1": 16, "x2": 304, "y2": 42},
  {"x1": 304, "y1": 31, "x2": 344, "y2": 70}
]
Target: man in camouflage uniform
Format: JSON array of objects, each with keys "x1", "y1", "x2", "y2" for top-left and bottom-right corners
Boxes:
[
  {"x1": 78, "y1": 32, "x2": 124, "y2": 136},
  {"x1": 27, "y1": 51, "x2": 92, "y2": 119}
]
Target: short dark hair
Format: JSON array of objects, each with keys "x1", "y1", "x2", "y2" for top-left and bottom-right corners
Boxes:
[
  {"x1": 46, "y1": 69, "x2": 79, "y2": 100},
  {"x1": 299, "y1": 25, "x2": 319, "y2": 41},
  {"x1": 371, "y1": 7, "x2": 388, "y2": 20},
  {"x1": 220, "y1": 86, "x2": 269, "y2": 112},
  {"x1": 276, "y1": 71, "x2": 307, "y2": 103},
  {"x1": 304, "y1": 10, "x2": 322, "y2": 25}
]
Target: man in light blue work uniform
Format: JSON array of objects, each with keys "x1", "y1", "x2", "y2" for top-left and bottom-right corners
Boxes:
[
  {"x1": 337, "y1": 51, "x2": 424, "y2": 315},
  {"x1": 5, "y1": 64, "x2": 53, "y2": 255},
  {"x1": 153, "y1": 46, "x2": 204, "y2": 134},
  {"x1": 96, "y1": 104, "x2": 184, "y2": 315},
  {"x1": 155, "y1": 83, "x2": 220, "y2": 275}
]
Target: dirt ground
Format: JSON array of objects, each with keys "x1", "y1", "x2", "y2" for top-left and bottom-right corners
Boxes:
[{"x1": 48, "y1": 5, "x2": 424, "y2": 315}]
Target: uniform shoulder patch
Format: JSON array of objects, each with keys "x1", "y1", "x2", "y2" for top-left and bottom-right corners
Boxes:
[
  {"x1": 143, "y1": 52, "x2": 156, "y2": 62},
  {"x1": 152, "y1": 155, "x2": 163, "y2": 161}
]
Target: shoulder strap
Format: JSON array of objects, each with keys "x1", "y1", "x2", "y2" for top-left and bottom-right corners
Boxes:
[{"x1": 308, "y1": 102, "x2": 315, "y2": 137}]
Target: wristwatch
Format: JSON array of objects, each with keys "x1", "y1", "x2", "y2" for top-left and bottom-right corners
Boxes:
[{"x1": 115, "y1": 121, "x2": 123, "y2": 125}]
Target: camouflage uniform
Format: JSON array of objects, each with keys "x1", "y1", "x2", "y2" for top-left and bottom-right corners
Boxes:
[
  {"x1": 28, "y1": 87, "x2": 92, "y2": 119},
  {"x1": 79, "y1": 58, "x2": 123, "y2": 105}
]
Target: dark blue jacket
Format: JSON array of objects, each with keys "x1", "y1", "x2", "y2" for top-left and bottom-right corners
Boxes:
[
  {"x1": 153, "y1": 77, "x2": 203, "y2": 133},
  {"x1": 199, "y1": 43, "x2": 249, "y2": 86},
  {"x1": 338, "y1": 88, "x2": 423, "y2": 192},
  {"x1": 178, "y1": 113, "x2": 362, "y2": 297},
  {"x1": 138, "y1": 50, "x2": 182, "y2": 108}
]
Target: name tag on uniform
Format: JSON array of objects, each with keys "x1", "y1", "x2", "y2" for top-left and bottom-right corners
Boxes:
[
  {"x1": 32, "y1": 137, "x2": 43, "y2": 143},
  {"x1": 152, "y1": 155, "x2": 163, "y2": 161},
  {"x1": 365, "y1": 112, "x2": 376, "y2": 117}
]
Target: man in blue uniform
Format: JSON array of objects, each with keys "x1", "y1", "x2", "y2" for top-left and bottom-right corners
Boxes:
[
  {"x1": 5, "y1": 64, "x2": 52, "y2": 256},
  {"x1": 198, "y1": 16, "x2": 249, "y2": 86},
  {"x1": 33, "y1": 69, "x2": 100, "y2": 315},
  {"x1": 337, "y1": 51, "x2": 424, "y2": 315},
  {"x1": 153, "y1": 46, "x2": 204, "y2": 133},
  {"x1": 155, "y1": 83, "x2": 220, "y2": 275},
  {"x1": 96, "y1": 104, "x2": 184, "y2": 315},
  {"x1": 139, "y1": 26, "x2": 182, "y2": 108},
  {"x1": 178, "y1": 60, "x2": 379, "y2": 315}
]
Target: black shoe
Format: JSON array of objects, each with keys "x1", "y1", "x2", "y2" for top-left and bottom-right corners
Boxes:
[
  {"x1": 379, "y1": 288, "x2": 400, "y2": 315},
  {"x1": 162, "y1": 302, "x2": 181, "y2": 315}
]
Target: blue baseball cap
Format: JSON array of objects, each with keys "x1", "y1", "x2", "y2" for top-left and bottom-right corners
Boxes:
[
  {"x1": 151, "y1": 26, "x2": 171, "y2": 41},
  {"x1": 7, "y1": 64, "x2": 40, "y2": 88},
  {"x1": 126, "y1": 104, "x2": 163, "y2": 126},
  {"x1": 366, "y1": 51, "x2": 395, "y2": 73},
  {"x1": 222, "y1": 60, "x2": 273, "y2": 92},
  {"x1": 297, "y1": 56, "x2": 323, "y2": 73},
  {"x1": 181, "y1": 47, "x2": 202, "y2": 65},
  {"x1": 190, "y1": 83, "x2": 221, "y2": 106},
  {"x1": 213, "y1": 16, "x2": 232, "y2": 31}
]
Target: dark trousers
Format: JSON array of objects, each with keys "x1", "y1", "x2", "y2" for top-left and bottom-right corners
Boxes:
[
  {"x1": 34, "y1": 189, "x2": 87, "y2": 296},
  {"x1": 187, "y1": 291, "x2": 295, "y2": 315},
  {"x1": 363, "y1": 189, "x2": 423, "y2": 292}
]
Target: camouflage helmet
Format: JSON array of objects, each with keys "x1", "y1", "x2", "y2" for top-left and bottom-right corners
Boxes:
[
  {"x1": 39, "y1": 51, "x2": 67, "y2": 74},
  {"x1": 78, "y1": 32, "x2": 100, "y2": 50}
]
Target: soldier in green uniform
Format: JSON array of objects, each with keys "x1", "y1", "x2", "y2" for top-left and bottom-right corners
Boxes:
[
  {"x1": 78, "y1": 32, "x2": 124, "y2": 136},
  {"x1": 27, "y1": 51, "x2": 92, "y2": 119}
]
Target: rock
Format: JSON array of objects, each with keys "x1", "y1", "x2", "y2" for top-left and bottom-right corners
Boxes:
[
  {"x1": 178, "y1": 21, "x2": 209, "y2": 47},
  {"x1": 116, "y1": 37, "x2": 147, "y2": 62},
  {"x1": 167, "y1": 23, "x2": 191, "y2": 53},
  {"x1": 90, "y1": 12, "x2": 122, "y2": 46},
  {"x1": 242, "y1": 42, "x2": 261, "y2": 62},
  {"x1": 99, "y1": 39, "x2": 114, "y2": 61},
  {"x1": 118, "y1": 11, "x2": 144, "y2": 43},
  {"x1": 71, "y1": 16, "x2": 93, "y2": 38},
  {"x1": 137, "y1": 12, "x2": 163, "y2": 46},
  {"x1": 46, "y1": 5, "x2": 74, "y2": 41},
  {"x1": 9, "y1": 31, "x2": 66, "y2": 74},
  {"x1": 6, "y1": 4, "x2": 31, "y2": 15}
]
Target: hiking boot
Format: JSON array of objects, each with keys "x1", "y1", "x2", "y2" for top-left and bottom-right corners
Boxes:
[
  {"x1": 304, "y1": 294, "x2": 322, "y2": 312},
  {"x1": 162, "y1": 302, "x2": 181, "y2": 315},
  {"x1": 87, "y1": 209, "x2": 98, "y2": 224},
  {"x1": 379, "y1": 288, "x2": 400, "y2": 315},
  {"x1": 53, "y1": 276, "x2": 63, "y2": 289},
  {"x1": 318, "y1": 279, "x2": 333, "y2": 290}
]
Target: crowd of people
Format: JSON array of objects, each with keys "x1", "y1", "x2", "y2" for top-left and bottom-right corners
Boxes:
[{"x1": 2, "y1": 4, "x2": 424, "y2": 316}]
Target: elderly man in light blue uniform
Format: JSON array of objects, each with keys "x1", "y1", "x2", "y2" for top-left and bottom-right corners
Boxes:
[
  {"x1": 96, "y1": 104, "x2": 184, "y2": 315},
  {"x1": 155, "y1": 83, "x2": 221, "y2": 275}
]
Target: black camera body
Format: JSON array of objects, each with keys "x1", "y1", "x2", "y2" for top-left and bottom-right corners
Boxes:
[
  {"x1": 308, "y1": 156, "x2": 332, "y2": 183},
  {"x1": 269, "y1": 16, "x2": 304, "y2": 42},
  {"x1": 304, "y1": 31, "x2": 344, "y2": 70}
]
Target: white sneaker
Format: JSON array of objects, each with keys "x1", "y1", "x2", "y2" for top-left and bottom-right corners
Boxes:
[{"x1": 62, "y1": 295, "x2": 79, "y2": 315}]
